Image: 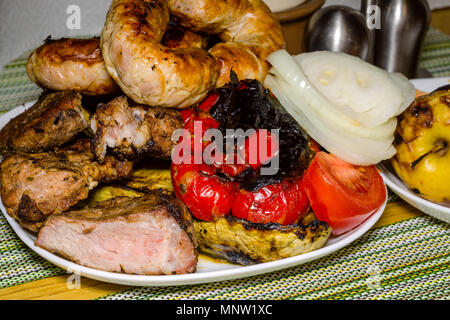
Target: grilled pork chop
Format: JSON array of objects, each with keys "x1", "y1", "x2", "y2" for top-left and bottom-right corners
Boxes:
[
  {"x1": 91, "y1": 96, "x2": 183, "y2": 162},
  {"x1": 36, "y1": 194, "x2": 198, "y2": 275},
  {"x1": 0, "y1": 139, "x2": 132, "y2": 232},
  {"x1": 0, "y1": 91, "x2": 88, "y2": 156}
]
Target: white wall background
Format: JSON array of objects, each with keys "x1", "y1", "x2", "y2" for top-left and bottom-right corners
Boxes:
[{"x1": 0, "y1": 0, "x2": 448, "y2": 69}]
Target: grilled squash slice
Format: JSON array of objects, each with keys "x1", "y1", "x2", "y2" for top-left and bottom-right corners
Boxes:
[{"x1": 194, "y1": 211, "x2": 331, "y2": 265}]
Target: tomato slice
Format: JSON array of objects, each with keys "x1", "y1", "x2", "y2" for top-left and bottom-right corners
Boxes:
[{"x1": 303, "y1": 152, "x2": 386, "y2": 235}]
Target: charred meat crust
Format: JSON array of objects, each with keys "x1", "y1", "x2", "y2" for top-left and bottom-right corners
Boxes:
[
  {"x1": 157, "y1": 192, "x2": 198, "y2": 247},
  {"x1": 0, "y1": 91, "x2": 88, "y2": 155},
  {"x1": 16, "y1": 194, "x2": 46, "y2": 223}
]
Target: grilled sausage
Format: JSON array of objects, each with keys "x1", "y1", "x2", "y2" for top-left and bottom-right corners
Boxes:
[
  {"x1": 26, "y1": 37, "x2": 119, "y2": 95},
  {"x1": 26, "y1": 26, "x2": 207, "y2": 96},
  {"x1": 167, "y1": 0, "x2": 285, "y2": 87},
  {"x1": 101, "y1": 0, "x2": 284, "y2": 108},
  {"x1": 101, "y1": 0, "x2": 219, "y2": 108}
]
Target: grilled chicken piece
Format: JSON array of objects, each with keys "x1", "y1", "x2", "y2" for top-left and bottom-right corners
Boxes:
[
  {"x1": 0, "y1": 91, "x2": 88, "y2": 156},
  {"x1": 36, "y1": 193, "x2": 198, "y2": 275},
  {"x1": 91, "y1": 96, "x2": 183, "y2": 162},
  {"x1": 0, "y1": 139, "x2": 132, "y2": 232},
  {"x1": 194, "y1": 211, "x2": 331, "y2": 265}
]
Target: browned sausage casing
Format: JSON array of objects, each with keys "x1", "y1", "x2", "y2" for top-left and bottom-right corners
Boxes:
[
  {"x1": 167, "y1": 0, "x2": 285, "y2": 87},
  {"x1": 26, "y1": 26, "x2": 207, "y2": 96},
  {"x1": 101, "y1": 0, "x2": 219, "y2": 108},
  {"x1": 26, "y1": 37, "x2": 119, "y2": 96}
]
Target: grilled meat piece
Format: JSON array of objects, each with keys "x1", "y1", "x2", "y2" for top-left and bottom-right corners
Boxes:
[
  {"x1": 91, "y1": 96, "x2": 183, "y2": 162},
  {"x1": 0, "y1": 91, "x2": 88, "y2": 156},
  {"x1": 194, "y1": 211, "x2": 331, "y2": 265},
  {"x1": 0, "y1": 139, "x2": 132, "y2": 232},
  {"x1": 36, "y1": 194, "x2": 198, "y2": 275}
]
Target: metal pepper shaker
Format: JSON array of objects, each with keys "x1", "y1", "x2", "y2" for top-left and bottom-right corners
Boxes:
[
  {"x1": 361, "y1": 0, "x2": 431, "y2": 78},
  {"x1": 305, "y1": 6, "x2": 374, "y2": 62}
]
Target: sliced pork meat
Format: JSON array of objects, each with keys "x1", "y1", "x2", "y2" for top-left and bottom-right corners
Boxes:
[
  {"x1": 36, "y1": 194, "x2": 198, "y2": 275},
  {"x1": 91, "y1": 96, "x2": 183, "y2": 162},
  {"x1": 0, "y1": 139, "x2": 132, "y2": 232}
]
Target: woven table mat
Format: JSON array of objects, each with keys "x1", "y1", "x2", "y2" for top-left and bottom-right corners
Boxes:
[
  {"x1": 419, "y1": 27, "x2": 450, "y2": 77},
  {"x1": 0, "y1": 27, "x2": 449, "y2": 296},
  {"x1": 0, "y1": 215, "x2": 65, "y2": 289}
]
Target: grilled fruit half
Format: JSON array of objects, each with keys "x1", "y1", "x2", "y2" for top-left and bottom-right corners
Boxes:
[
  {"x1": 392, "y1": 88, "x2": 450, "y2": 203},
  {"x1": 194, "y1": 211, "x2": 331, "y2": 265}
]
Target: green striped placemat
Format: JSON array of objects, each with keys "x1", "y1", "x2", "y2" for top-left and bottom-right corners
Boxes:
[
  {"x1": 0, "y1": 214, "x2": 65, "y2": 289},
  {"x1": 99, "y1": 215, "x2": 449, "y2": 300},
  {"x1": 419, "y1": 27, "x2": 450, "y2": 77}
]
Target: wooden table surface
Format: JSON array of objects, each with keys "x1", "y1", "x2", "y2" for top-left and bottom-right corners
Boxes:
[{"x1": 0, "y1": 8, "x2": 448, "y2": 301}]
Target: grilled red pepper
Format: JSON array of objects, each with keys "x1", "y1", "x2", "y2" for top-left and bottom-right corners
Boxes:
[
  {"x1": 231, "y1": 178, "x2": 309, "y2": 225},
  {"x1": 171, "y1": 80, "x2": 309, "y2": 224},
  {"x1": 171, "y1": 162, "x2": 239, "y2": 221}
]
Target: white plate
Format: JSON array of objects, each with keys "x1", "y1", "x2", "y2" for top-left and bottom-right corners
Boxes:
[
  {"x1": 378, "y1": 77, "x2": 450, "y2": 224},
  {"x1": 0, "y1": 101, "x2": 386, "y2": 287}
]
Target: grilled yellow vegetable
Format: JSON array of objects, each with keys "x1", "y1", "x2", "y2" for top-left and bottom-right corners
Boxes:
[
  {"x1": 81, "y1": 161, "x2": 173, "y2": 207},
  {"x1": 83, "y1": 185, "x2": 143, "y2": 207},
  {"x1": 392, "y1": 88, "x2": 450, "y2": 203},
  {"x1": 124, "y1": 166, "x2": 173, "y2": 194}
]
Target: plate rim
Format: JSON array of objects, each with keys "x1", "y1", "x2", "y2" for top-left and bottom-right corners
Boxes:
[
  {"x1": 0, "y1": 100, "x2": 387, "y2": 287},
  {"x1": 0, "y1": 198, "x2": 386, "y2": 286}
]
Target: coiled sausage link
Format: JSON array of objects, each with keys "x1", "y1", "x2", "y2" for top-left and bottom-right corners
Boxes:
[
  {"x1": 101, "y1": 0, "x2": 219, "y2": 108},
  {"x1": 101, "y1": 0, "x2": 284, "y2": 108},
  {"x1": 167, "y1": 0, "x2": 285, "y2": 87}
]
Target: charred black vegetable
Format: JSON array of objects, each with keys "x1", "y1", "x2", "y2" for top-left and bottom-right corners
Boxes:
[{"x1": 209, "y1": 72, "x2": 314, "y2": 191}]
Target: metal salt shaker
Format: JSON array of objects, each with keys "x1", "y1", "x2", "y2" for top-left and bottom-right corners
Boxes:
[
  {"x1": 362, "y1": 0, "x2": 431, "y2": 78},
  {"x1": 305, "y1": 5, "x2": 374, "y2": 62}
]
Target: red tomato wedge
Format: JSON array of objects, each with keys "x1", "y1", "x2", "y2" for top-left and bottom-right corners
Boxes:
[{"x1": 303, "y1": 152, "x2": 386, "y2": 235}]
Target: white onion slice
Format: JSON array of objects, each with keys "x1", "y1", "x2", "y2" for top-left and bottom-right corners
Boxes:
[
  {"x1": 389, "y1": 72, "x2": 417, "y2": 115},
  {"x1": 268, "y1": 67, "x2": 397, "y2": 140},
  {"x1": 264, "y1": 74, "x2": 396, "y2": 165},
  {"x1": 292, "y1": 51, "x2": 415, "y2": 128}
]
